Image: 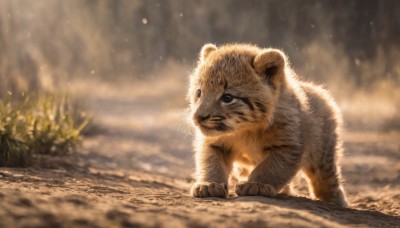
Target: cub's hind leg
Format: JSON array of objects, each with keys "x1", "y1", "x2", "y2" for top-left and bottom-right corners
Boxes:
[{"x1": 303, "y1": 158, "x2": 348, "y2": 207}]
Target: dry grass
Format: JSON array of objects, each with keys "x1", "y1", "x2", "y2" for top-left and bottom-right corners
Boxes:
[{"x1": 0, "y1": 94, "x2": 90, "y2": 167}]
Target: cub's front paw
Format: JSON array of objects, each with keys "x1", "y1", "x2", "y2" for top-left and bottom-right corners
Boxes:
[
  {"x1": 235, "y1": 182, "x2": 276, "y2": 197},
  {"x1": 191, "y1": 182, "x2": 228, "y2": 198}
]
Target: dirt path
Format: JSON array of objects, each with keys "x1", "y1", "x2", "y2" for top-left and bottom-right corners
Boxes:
[{"x1": 1, "y1": 77, "x2": 399, "y2": 227}]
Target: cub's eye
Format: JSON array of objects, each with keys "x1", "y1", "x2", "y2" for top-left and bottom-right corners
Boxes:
[
  {"x1": 221, "y1": 94, "x2": 234, "y2": 103},
  {"x1": 196, "y1": 89, "x2": 201, "y2": 98}
]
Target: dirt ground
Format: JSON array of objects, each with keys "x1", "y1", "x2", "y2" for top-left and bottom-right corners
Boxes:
[{"x1": 0, "y1": 76, "x2": 399, "y2": 228}]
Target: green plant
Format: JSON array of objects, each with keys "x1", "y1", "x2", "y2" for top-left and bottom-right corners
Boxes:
[{"x1": 0, "y1": 94, "x2": 90, "y2": 167}]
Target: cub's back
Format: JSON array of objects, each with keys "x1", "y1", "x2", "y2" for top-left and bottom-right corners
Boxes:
[
  {"x1": 300, "y1": 82, "x2": 342, "y2": 130},
  {"x1": 299, "y1": 82, "x2": 343, "y2": 163}
]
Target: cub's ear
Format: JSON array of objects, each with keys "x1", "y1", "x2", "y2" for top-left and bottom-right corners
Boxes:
[
  {"x1": 200, "y1": 43, "x2": 217, "y2": 62},
  {"x1": 253, "y1": 49, "x2": 287, "y2": 87}
]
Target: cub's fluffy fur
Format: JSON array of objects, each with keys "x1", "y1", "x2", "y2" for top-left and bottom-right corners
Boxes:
[{"x1": 187, "y1": 43, "x2": 348, "y2": 206}]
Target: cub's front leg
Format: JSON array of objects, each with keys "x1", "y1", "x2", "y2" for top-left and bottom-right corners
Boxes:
[
  {"x1": 236, "y1": 145, "x2": 302, "y2": 197},
  {"x1": 191, "y1": 144, "x2": 232, "y2": 198}
]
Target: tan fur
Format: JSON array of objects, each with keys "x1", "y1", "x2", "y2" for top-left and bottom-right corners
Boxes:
[{"x1": 187, "y1": 43, "x2": 348, "y2": 207}]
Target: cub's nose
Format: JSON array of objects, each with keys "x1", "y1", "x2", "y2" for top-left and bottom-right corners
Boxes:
[{"x1": 195, "y1": 114, "x2": 210, "y2": 124}]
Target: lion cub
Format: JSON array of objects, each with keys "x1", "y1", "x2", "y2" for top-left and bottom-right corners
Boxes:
[{"x1": 187, "y1": 43, "x2": 348, "y2": 207}]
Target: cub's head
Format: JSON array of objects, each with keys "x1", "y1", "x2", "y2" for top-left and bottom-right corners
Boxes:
[{"x1": 188, "y1": 43, "x2": 288, "y2": 137}]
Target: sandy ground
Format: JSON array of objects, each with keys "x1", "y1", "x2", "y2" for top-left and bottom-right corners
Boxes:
[{"x1": 0, "y1": 75, "x2": 399, "y2": 227}]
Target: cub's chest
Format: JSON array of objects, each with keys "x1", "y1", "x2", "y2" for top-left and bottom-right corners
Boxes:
[{"x1": 229, "y1": 132, "x2": 269, "y2": 166}]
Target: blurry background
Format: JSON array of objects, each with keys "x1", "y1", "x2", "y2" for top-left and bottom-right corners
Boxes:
[{"x1": 1, "y1": 0, "x2": 399, "y2": 131}]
